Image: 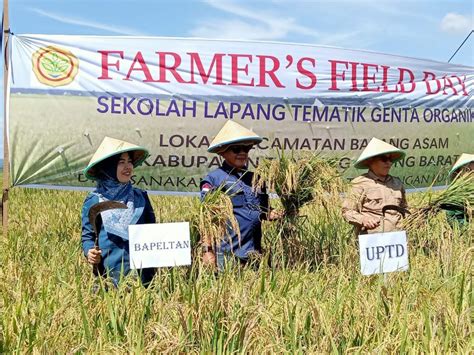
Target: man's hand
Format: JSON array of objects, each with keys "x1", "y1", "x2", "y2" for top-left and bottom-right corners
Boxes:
[
  {"x1": 267, "y1": 209, "x2": 285, "y2": 221},
  {"x1": 202, "y1": 251, "x2": 216, "y2": 267},
  {"x1": 87, "y1": 247, "x2": 102, "y2": 265},
  {"x1": 361, "y1": 216, "x2": 381, "y2": 230}
]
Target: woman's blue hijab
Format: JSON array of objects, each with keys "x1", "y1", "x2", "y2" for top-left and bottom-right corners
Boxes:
[{"x1": 94, "y1": 152, "x2": 145, "y2": 240}]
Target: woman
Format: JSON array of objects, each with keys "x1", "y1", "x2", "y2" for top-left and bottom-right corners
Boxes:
[
  {"x1": 442, "y1": 153, "x2": 474, "y2": 226},
  {"x1": 200, "y1": 121, "x2": 282, "y2": 271},
  {"x1": 81, "y1": 136, "x2": 156, "y2": 286},
  {"x1": 342, "y1": 137, "x2": 408, "y2": 234}
]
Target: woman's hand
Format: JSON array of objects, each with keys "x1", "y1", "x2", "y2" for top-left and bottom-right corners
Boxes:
[
  {"x1": 361, "y1": 216, "x2": 381, "y2": 230},
  {"x1": 87, "y1": 247, "x2": 102, "y2": 265},
  {"x1": 202, "y1": 251, "x2": 216, "y2": 267}
]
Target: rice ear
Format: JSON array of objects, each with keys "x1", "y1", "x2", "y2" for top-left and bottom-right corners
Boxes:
[
  {"x1": 253, "y1": 150, "x2": 346, "y2": 218},
  {"x1": 404, "y1": 171, "x2": 474, "y2": 231},
  {"x1": 194, "y1": 184, "x2": 240, "y2": 247}
]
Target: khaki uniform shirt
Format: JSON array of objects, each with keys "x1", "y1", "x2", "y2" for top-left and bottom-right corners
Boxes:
[{"x1": 342, "y1": 171, "x2": 408, "y2": 234}]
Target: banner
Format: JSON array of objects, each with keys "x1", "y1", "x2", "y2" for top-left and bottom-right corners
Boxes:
[{"x1": 8, "y1": 35, "x2": 474, "y2": 193}]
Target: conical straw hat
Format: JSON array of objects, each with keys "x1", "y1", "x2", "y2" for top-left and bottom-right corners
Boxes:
[
  {"x1": 83, "y1": 136, "x2": 149, "y2": 180},
  {"x1": 448, "y1": 153, "x2": 474, "y2": 178},
  {"x1": 354, "y1": 137, "x2": 405, "y2": 169},
  {"x1": 208, "y1": 121, "x2": 262, "y2": 153}
]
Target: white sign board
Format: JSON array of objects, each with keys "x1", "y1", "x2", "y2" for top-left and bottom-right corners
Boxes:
[
  {"x1": 129, "y1": 222, "x2": 191, "y2": 269},
  {"x1": 358, "y1": 231, "x2": 409, "y2": 275}
]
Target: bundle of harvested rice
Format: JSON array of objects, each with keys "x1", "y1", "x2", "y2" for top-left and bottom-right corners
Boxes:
[
  {"x1": 404, "y1": 172, "x2": 474, "y2": 229},
  {"x1": 193, "y1": 186, "x2": 240, "y2": 247},
  {"x1": 253, "y1": 151, "x2": 344, "y2": 216}
]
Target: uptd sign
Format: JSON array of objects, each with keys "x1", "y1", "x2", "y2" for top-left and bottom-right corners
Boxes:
[{"x1": 358, "y1": 231, "x2": 409, "y2": 275}]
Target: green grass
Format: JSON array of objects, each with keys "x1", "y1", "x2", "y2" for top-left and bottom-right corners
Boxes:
[{"x1": 0, "y1": 173, "x2": 473, "y2": 352}]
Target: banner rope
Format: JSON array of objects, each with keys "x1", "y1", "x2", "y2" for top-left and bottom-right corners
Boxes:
[{"x1": 448, "y1": 30, "x2": 473, "y2": 63}]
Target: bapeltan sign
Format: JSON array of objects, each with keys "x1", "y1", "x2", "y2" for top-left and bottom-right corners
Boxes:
[
  {"x1": 358, "y1": 231, "x2": 409, "y2": 275},
  {"x1": 8, "y1": 35, "x2": 474, "y2": 194},
  {"x1": 129, "y1": 222, "x2": 191, "y2": 269}
]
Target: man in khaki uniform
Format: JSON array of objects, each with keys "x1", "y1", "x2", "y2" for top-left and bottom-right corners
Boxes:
[{"x1": 343, "y1": 137, "x2": 408, "y2": 234}]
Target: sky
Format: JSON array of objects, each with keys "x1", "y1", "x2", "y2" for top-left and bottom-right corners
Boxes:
[{"x1": 1, "y1": 0, "x2": 473, "y2": 157}]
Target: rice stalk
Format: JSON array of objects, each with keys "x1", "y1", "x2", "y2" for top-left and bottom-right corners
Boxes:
[
  {"x1": 191, "y1": 186, "x2": 240, "y2": 248},
  {"x1": 404, "y1": 172, "x2": 474, "y2": 231},
  {"x1": 253, "y1": 150, "x2": 345, "y2": 239},
  {"x1": 1, "y1": 173, "x2": 473, "y2": 353}
]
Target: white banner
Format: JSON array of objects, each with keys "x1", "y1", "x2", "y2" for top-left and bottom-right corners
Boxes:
[
  {"x1": 7, "y1": 35, "x2": 474, "y2": 192},
  {"x1": 358, "y1": 231, "x2": 409, "y2": 275},
  {"x1": 129, "y1": 222, "x2": 191, "y2": 269}
]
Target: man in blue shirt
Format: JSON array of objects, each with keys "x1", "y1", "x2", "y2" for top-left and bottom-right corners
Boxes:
[{"x1": 201, "y1": 121, "x2": 282, "y2": 270}]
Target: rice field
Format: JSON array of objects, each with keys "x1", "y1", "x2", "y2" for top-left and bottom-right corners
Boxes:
[{"x1": 0, "y1": 175, "x2": 473, "y2": 353}]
